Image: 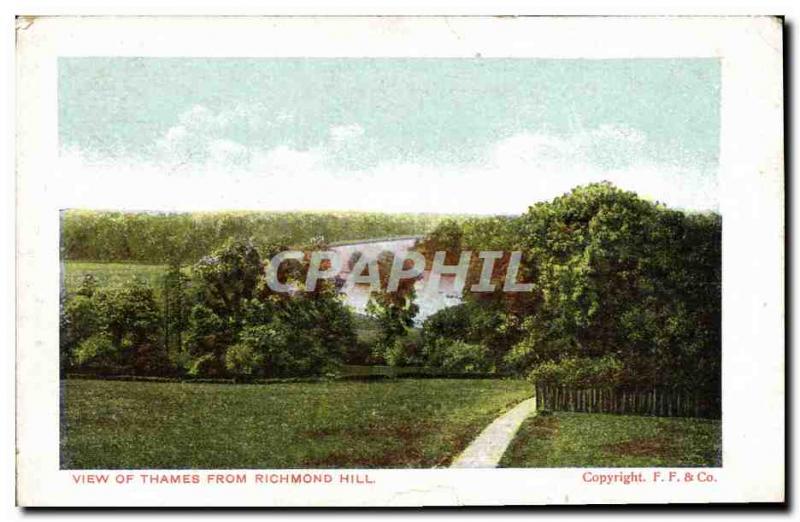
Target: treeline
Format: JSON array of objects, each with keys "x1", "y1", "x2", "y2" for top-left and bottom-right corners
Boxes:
[
  {"x1": 414, "y1": 182, "x2": 721, "y2": 401},
  {"x1": 61, "y1": 210, "x2": 454, "y2": 264},
  {"x1": 60, "y1": 183, "x2": 721, "y2": 406}
]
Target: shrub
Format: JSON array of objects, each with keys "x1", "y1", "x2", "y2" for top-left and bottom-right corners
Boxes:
[
  {"x1": 63, "y1": 278, "x2": 174, "y2": 375},
  {"x1": 184, "y1": 304, "x2": 228, "y2": 358},
  {"x1": 382, "y1": 334, "x2": 423, "y2": 367},
  {"x1": 421, "y1": 302, "x2": 512, "y2": 370},
  {"x1": 528, "y1": 355, "x2": 624, "y2": 388},
  {"x1": 235, "y1": 323, "x2": 294, "y2": 377},
  {"x1": 61, "y1": 294, "x2": 102, "y2": 362},
  {"x1": 224, "y1": 342, "x2": 263, "y2": 377},
  {"x1": 187, "y1": 353, "x2": 223, "y2": 377},
  {"x1": 427, "y1": 339, "x2": 492, "y2": 373},
  {"x1": 131, "y1": 342, "x2": 176, "y2": 376},
  {"x1": 183, "y1": 240, "x2": 354, "y2": 377},
  {"x1": 73, "y1": 334, "x2": 117, "y2": 368},
  {"x1": 421, "y1": 304, "x2": 473, "y2": 347}
]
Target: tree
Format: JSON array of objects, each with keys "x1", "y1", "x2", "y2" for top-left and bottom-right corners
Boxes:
[
  {"x1": 417, "y1": 182, "x2": 721, "y2": 394},
  {"x1": 163, "y1": 263, "x2": 189, "y2": 359},
  {"x1": 510, "y1": 183, "x2": 721, "y2": 391},
  {"x1": 184, "y1": 238, "x2": 356, "y2": 377},
  {"x1": 365, "y1": 251, "x2": 420, "y2": 364},
  {"x1": 63, "y1": 277, "x2": 172, "y2": 375}
]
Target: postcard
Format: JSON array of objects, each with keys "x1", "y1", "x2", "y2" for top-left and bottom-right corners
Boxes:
[{"x1": 15, "y1": 16, "x2": 784, "y2": 506}]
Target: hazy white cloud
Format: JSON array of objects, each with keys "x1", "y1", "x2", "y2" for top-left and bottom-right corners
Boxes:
[
  {"x1": 58, "y1": 107, "x2": 717, "y2": 214},
  {"x1": 207, "y1": 139, "x2": 250, "y2": 166},
  {"x1": 329, "y1": 123, "x2": 365, "y2": 144},
  {"x1": 156, "y1": 104, "x2": 279, "y2": 165}
]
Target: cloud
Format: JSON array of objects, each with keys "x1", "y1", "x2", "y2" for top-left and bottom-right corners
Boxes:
[
  {"x1": 207, "y1": 139, "x2": 250, "y2": 166},
  {"x1": 57, "y1": 106, "x2": 718, "y2": 214},
  {"x1": 156, "y1": 104, "x2": 279, "y2": 165},
  {"x1": 329, "y1": 123, "x2": 365, "y2": 144}
]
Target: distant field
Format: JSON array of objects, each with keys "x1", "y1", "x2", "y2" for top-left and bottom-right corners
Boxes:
[
  {"x1": 61, "y1": 378, "x2": 532, "y2": 469},
  {"x1": 63, "y1": 261, "x2": 168, "y2": 296},
  {"x1": 501, "y1": 412, "x2": 721, "y2": 468}
]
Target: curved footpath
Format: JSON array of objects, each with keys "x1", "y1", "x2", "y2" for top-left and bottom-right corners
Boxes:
[{"x1": 449, "y1": 396, "x2": 538, "y2": 468}]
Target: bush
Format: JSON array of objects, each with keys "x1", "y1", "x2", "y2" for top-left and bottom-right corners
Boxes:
[
  {"x1": 61, "y1": 294, "x2": 102, "y2": 366},
  {"x1": 528, "y1": 355, "x2": 624, "y2": 388},
  {"x1": 184, "y1": 304, "x2": 228, "y2": 358},
  {"x1": 421, "y1": 304, "x2": 473, "y2": 347},
  {"x1": 224, "y1": 342, "x2": 263, "y2": 377},
  {"x1": 421, "y1": 302, "x2": 511, "y2": 369},
  {"x1": 382, "y1": 334, "x2": 423, "y2": 367},
  {"x1": 428, "y1": 339, "x2": 492, "y2": 373},
  {"x1": 63, "y1": 279, "x2": 175, "y2": 375},
  {"x1": 187, "y1": 353, "x2": 224, "y2": 377},
  {"x1": 417, "y1": 183, "x2": 720, "y2": 390},
  {"x1": 182, "y1": 240, "x2": 354, "y2": 378},
  {"x1": 235, "y1": 323, "x2": 294, "y2": 376},
  {"x1": 73, "y1": 334, "x2": 117, "y2": 368},
  {"x1": 131, "y1": 342, "x2": 177, "y2": 376}
]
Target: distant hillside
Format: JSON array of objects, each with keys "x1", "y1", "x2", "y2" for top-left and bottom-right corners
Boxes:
[{"x1": 61, "y1": 210, "x2": 473, "y2": 264}]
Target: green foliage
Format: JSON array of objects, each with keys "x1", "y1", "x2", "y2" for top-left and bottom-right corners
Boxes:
[
  {"x1": 183, "y1": 239, "x2": 356, "y2": 377},
  {"x1": 163, "y1": 263, "x2": 190, "y2": 358},
  {"x1": 62, "y1": 278, "x2": 173, "y2": 375},
  {"x1": 62, "y1": 210, "x2": 455, "y2": 264},
  {"x1": 184, "y1": 304, "x2": 227, "y2": 358},
  {"x1": 365, "y1": 251, "x2": 420, "y2": 364},
  {"x1": 420, "y1": 303, "x2": 474, "y2": 346},
  {"x1": 61, "y1": 295, "x2": 102, "y2": 352},
  {"x1": 73, "y1": 334, "x2": 116, "y2": 368},
  {"x1": 191, "y1": 239, "x2": 262, "y2": 323},
  {"x1": 420, "y1": 302, "x2": 521, "y2": 372},
  {"x1": 416, "y1": 219, "x2": 464, "y2": 265},
  {"x1": 527, "y1": 355, "x2": 625, "y2": 387},
  {"x1": 61, "y1": 183, "x2": 720, "y2": 388},
  {"x1": 60, "y1": 274, "x2": 103, "y2": 369},
  {"x1": 93, "y1": 279, "x2": 162, "y2": 351},
  {"x1": 512, "y1": 183, "x2": 720, "y2": 391},
  {"x1": 381, "y1": 332, "x2": 424, "y2": 367},
  {"x1": 224, "y1": 342, "x2": 263, "y2": 377},
  {"x1": 366, "y1": 292, "x2": 418, "y2": 362},
  {"x1": 187, "y1": 353, "x2": 221, "y2": 378},
  {"x1": 418, "y1": 182, "x2": 721, "y2": 392},
  {"x1": 62, "y1": 236, "x2": 357, "y2": 379},
  {"x1": 432, "y1": 340, "x2": 492, "y2": 373}
]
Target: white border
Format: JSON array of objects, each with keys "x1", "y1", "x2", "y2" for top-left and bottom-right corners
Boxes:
[{"x1": 15, "y1": 16, "x2": 784, "y2": 506}]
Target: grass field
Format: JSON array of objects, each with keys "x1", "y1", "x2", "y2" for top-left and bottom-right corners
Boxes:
[
  {"x1": 61, "y1": 378, "x2": 532, "y2": 469},
  {"x1": 501, "y1": 412, "x2": 721, "y2": 468},
  {"x1": 63, "y1": 261, "x2": 168, "y2": 296}
]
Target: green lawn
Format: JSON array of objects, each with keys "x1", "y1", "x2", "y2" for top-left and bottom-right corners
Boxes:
[
  {"x1": 501, "y1": 412, "x2": 721, "y2": 468},
  {"x1": 63, "y1": 261, "x2": 168, "y2": 296},
  {"x1": 61, "y1": 378, "x2": 532, "y2": 469}
]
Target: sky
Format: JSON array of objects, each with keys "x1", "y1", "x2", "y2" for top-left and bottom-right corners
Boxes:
[{"x1": 58, "y1": 58, "x2": 720, "y2": 213}]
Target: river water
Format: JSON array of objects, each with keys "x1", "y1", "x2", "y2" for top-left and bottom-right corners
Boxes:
[{"x1": 330, "y1": 238, "x2": 462, "y2": 322}]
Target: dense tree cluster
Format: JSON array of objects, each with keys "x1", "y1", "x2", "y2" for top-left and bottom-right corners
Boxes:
[
  {"x1": 61, "y1": 210, "x2": 451, "y2": 265},
  {"x1": 62, "y1": 239, "x2": 356, "y2": 379},
  {"x1": 60, "y1": 276, "x2": 172, "y2": 376},
  {"x1": 418, "y1": 183, "x2": 721, "y2": 395},
  {"x1": 60, "y1": 183, "x2": 720, "y2": 394}
]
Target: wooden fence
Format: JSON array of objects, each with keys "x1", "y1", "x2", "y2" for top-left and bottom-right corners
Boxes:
[{"x1": 534, "y1": 385, "x2": 720, "y2": 419}]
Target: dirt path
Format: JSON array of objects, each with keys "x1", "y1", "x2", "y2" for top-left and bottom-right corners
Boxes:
[{"x1": 449, "y1": 396, "x2": 537, "y2": 468}]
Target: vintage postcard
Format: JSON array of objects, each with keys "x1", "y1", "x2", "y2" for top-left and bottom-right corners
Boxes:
[{"x1": 15, "y1": 16, "x2": 784, "y2": 506}]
